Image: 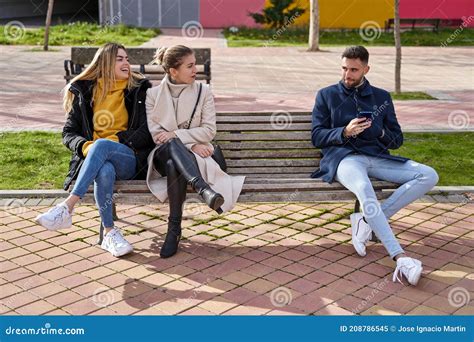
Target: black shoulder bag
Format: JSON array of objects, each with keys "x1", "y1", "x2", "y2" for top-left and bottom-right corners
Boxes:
[{"x1": 186, "y1": 83, "x2": 227, "y2": 172}]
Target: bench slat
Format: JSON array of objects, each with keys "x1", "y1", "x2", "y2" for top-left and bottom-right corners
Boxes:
[
  {"x1": 217, "y1": 123, "x2": 310, "y2": 131},
  {"x1": 226, "y1": 159, "x2": 319, "y2": 167},
  {"x1": 76, "y1": 189, "x2": 391, "y2": 204},
  {"x1": 223, "y1": 150, "x2": 319, "y2": 159},
  {"x1": 216, "y1": 115, "x2": 311, "y2": 123},
  {"x1": 227, "y1": 166, "x2": 316, "y2": 174},
  {"x1": 217, "y1": 141, "x2": 316, "y2": 150},
  {"x1": 216, "y1": 132, "x2": 311, "y2": 141},
  {"x1": 109, "y1": 181, "x2": 394, "y2": 193}
]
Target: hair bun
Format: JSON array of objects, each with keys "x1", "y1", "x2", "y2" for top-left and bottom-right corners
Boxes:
[{"x1": 154, "y1": 47, "x2": 167, "y2": 65}]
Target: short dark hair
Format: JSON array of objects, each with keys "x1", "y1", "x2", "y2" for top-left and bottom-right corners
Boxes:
[{"x1": 341, "y1": 46, "x2": 369, "y2": 64}]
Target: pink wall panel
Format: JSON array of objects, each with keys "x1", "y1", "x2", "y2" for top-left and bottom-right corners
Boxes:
[
  {"x1": 199, "y1": 0, "x2": 266, "y2": 28},
  {"x1": 400, "y1": 0, "x2": 474, "y2": 26}
]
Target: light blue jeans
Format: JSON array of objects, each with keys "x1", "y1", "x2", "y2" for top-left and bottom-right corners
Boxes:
[
  {"x1": 71, "y1": 139, "x2": 137, "y2": 228},
  {"x1": 335, "y1": 154, "x2": 439, "y2": 258}
]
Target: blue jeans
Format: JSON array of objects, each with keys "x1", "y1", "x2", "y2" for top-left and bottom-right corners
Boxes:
[
  {"x1": 71, "y1": 139, "x2": 137, "y2": 228},
  {"x1": 335, "y1": 154, "x2": 439, "y2": 258}
]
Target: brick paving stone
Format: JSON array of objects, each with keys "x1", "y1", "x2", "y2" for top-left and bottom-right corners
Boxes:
[
  {"x1": 304, "y1": 270, "x2": 339, "y2": 286},
  {"x1": 242, "y1": 278, "x2": 279, "y2": 295},
  {"x1": 422, "y1": 295, "x2": 461, "y2": 314},
  {"x1": 221, "y1": 271, "x2": 257, "y2": 286},
  {"x1": 378, "y1": 296, "x2": 419, "y2": 314},
  {"x1": 198, "y1": 296, "x2": 239, "y2": 314},
  {"x1": 407, "y1": 305, "x2": 447, "y2": 315},
  {"x1": 15, "y1": 300, "x2": 57, "y2": 315},
  {"x1": 360, "y1": 305, "x2": 401, "y2": 315}
]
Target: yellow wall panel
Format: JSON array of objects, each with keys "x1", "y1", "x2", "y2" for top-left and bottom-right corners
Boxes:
[{"x1": 264, "y1": 0, "x2": 394, "y2": 29}]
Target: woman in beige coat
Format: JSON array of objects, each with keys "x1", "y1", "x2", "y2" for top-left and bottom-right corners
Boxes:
[{"x1": 146, "y1": 45, "x2": 245, "y2": 258}]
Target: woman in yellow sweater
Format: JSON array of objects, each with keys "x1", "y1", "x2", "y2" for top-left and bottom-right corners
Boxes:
[{"x1": 35, "y1": 43, "x2": 155, "y2": 257}]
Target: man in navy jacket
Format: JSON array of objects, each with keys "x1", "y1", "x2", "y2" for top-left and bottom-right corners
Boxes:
[{"x1": 311, "y1": 46, "x2": 439, "y2": 286}]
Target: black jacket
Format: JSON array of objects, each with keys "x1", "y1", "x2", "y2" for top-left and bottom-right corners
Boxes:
[{"x1": 62, "y1": 78, "x2": 155, "y2": 190}]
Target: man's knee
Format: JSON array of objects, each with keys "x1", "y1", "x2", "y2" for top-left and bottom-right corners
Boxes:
[
  {"x1": 415, "y1": 164, "x2": 439, "y2": 187},
  {"x1": 423, "y1": 165, "x2": 439, "y2": 187},
  {"x1": 352, "y1": 179, "x2": 376, "y2": 198}
]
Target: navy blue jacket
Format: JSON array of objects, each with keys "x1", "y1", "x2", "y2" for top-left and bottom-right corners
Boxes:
[{"x1": 311, "y1": 79, "x2": 408, "y2": 183}]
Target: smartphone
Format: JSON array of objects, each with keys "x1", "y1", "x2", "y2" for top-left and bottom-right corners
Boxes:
[{"x1": 357, "y1": 111, "x2": 373, "y2": 120}]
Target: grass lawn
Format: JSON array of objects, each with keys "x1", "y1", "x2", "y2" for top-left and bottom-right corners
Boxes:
[
  {"x1": 390, "y1": 92, "x2": 437, "y2": 100},
  {"x1": 0, "y1": 131, "x2": 472, "y2": 190},
  {"x1": 0, "y1": 22, "x2": 160, "y2": 46},
  {"x1": 223, "y1": 27, "x2": 474, "y2": 47}
]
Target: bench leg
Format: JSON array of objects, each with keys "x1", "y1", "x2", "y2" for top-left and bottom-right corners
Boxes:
[
  {"x1": 353, "y1": 199, "x2": 380, "y2": 242},
  {"x1": 354, "y1": 199, "x2": 360, "y2": 213},
  {"x1": 98, "y1": 222, "x2": 105, "y2": 245},
  {"x1": 112, "y1": 202, "x2": 118, "y2": 221}
]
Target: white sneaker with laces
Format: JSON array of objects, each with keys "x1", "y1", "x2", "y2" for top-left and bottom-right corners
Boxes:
[
  {"x1": 392, "y1": 257, "x2": 423, "y2": 286},
  {"x1": 350, "y1": 213, "x2": 372, "y2": 257},
  {"x1": 101, "y1": 228, "x2": 133, "y2": 257},
  {"x1": 35, "y1": 203, "x2": 72, "y2": 231}
]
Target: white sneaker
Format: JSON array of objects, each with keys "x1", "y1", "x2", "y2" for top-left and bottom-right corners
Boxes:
[
  {"x1": 101, "y1": 228, "x2": 133, "y2": 257},
  {"x1": 35, "y1": 203, "x2": 72, "y2": 231},
  {"x1": 350, "y1": 213, "x2": 372, "y2": 257},
  {"x1": 393, "y1": 257, "x2": 423, "y2": 286}
]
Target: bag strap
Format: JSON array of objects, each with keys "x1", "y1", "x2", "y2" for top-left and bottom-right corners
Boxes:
[{"x1": 185, "y1": 83, "x2": 202, "y2": 130}]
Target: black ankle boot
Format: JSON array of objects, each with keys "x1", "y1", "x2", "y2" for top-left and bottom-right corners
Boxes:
[
  {"x1": 160, "y1": 218, "x2": 182, "y2": 258},
  {"x1": 190, "y1": 177, "x2": 224, "y2": 213}
]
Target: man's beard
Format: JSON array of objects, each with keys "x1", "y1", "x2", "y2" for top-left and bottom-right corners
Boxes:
[{"x1": 343, "y1": 76, "x2": 364, "y2": 88}]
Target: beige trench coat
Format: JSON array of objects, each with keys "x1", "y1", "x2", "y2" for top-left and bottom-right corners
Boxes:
[{"x1": 145, "y1": 76, "x2": 245, "y2": 212}]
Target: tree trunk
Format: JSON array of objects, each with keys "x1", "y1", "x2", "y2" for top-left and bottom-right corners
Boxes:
[
  {"x1": 308, "y1": 0, "x2": 320, "y2": 52},
  {"x1": 43, "y1": 0, "x2": 54, "y2": 51},
  {"x1": 394, "y1": 0, "x2": 401, "y2": 94}
]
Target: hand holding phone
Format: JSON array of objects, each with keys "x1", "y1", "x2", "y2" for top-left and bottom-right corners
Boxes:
[{"x1": 357, "y1": 111, "x2": 373, "y2": 121}]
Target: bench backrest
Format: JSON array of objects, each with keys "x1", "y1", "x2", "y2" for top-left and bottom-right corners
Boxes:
[
  {"x1": 65, "y1": 47, "x2": 211, "y2": 83},
  {"x1": 215, "y1": 112, "x2": 320, "y2": 178}
]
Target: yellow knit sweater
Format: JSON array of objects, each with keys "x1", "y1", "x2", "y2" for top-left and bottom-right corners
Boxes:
[{"x1": 82, "y1": 79, "x2": 129, "y2": 156}]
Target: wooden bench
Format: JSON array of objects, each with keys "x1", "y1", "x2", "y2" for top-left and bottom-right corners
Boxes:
[
  {"x1": 385, "y1": 18, "x2": 441, "y2": 32},
  {"x1": 64, "y1": 47, "x2": 211, "y2": 84},
  {"x1": 70, "y1": 111, "x2": 398, "y2": 244}
]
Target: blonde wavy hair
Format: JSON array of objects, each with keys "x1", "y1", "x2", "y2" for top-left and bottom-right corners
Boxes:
[{"x1": 63, "y1": 42, "x2": 144, "y2": 113}]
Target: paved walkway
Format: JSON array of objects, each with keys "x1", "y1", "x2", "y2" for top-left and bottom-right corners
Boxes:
[
  {"x1": 141, "y1": 28, "x2": 228, "y2": 48},
  {"x1": 0, "y1": 197, "x2": 472, "y2": 315},
  {"x1": 0, "y1": 45, "x2": 473, "y2": 131}
]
